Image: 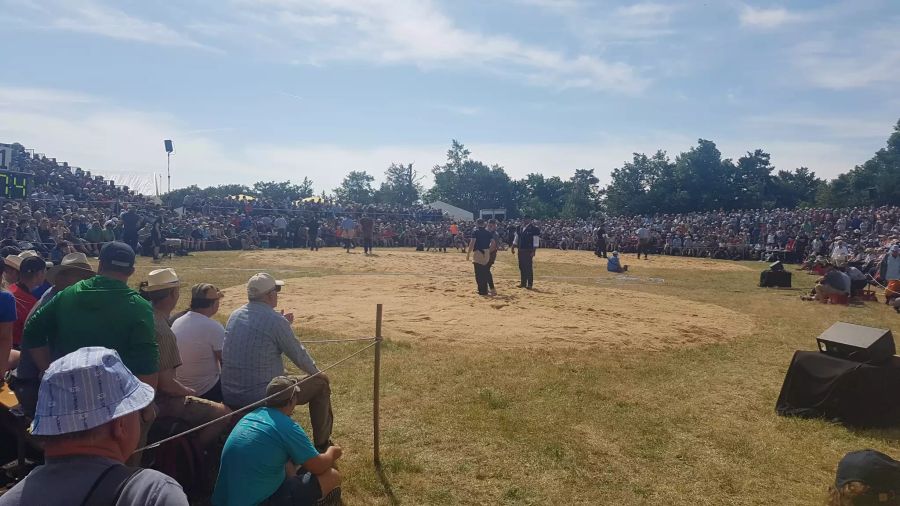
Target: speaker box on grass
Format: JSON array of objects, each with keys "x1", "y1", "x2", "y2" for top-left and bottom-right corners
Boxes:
[
  {"x1": 816, "y1": 322, "x2": 895, "y2": 364},
  {"x1": 759, "y1": 269, "x2": 791, "y2": 287}
]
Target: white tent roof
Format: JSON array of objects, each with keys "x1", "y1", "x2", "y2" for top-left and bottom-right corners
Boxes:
[{"x1": 426, "y1": 200, "x2": 473, "y2": 221}]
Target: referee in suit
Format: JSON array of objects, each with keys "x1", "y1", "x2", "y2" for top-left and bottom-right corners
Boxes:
[{"x1": 512, "y1": 217, "x2": 541, "y2": 289}]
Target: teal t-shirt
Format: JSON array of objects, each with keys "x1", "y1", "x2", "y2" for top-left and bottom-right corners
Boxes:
[{"x1": 212, "y1": 407, "x2": 319, "y2": 506}]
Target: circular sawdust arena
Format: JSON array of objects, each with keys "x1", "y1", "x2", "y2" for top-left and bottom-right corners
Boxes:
[{"x1": 220, "y1": 249, "x2": 754, "y2": 350}]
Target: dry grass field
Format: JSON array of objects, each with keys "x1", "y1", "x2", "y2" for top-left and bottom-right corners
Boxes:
[{"x1": 130, "y1": 247, "x2": 900, "y2": 505}]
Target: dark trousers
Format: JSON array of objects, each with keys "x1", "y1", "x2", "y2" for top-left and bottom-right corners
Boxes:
[
  {"x1": 637, "y1": 240, "x2": 650, "y2": 259},
  {"x1": 474, "y1": 262, "x2": 491, "y2": 295},
  {"x1": 518, "y1": 249, "x2": 534, "y2": 287},
  {"x1": 487, "y1": 252, "x2": 497, "y2": 291},
  {"x1": 285, "y1": 375, "x2": 333, "y2": 449},
  {"x1": 198, "y1": 379, "x2": 223, "y2": 403},
  {"x1": 595, "y1": 241, "x2": 607, "y2": 258},
  {"x1": 363, "y1": 237, "x2": 373, "y2": 253}
]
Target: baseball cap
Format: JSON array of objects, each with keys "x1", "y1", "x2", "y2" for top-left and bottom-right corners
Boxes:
[
  {"x1": 247, "y1": 273, "x2": 284, "y2": 298},
  {"x1": 265, "y1": 376, "x2": 299, "y2": 407},
  {"x1": 30, "y1": 347, "x2": 155, "y2": 436},
  {"x1": 835, "y1": 450, "x2": 900, "y2": 496},
  {"x1": 20, "y1": 255, "x2": 47, "y2": 274},
  {"x1": 99, "y1": 241, "x2": 135, "y2": 269}
]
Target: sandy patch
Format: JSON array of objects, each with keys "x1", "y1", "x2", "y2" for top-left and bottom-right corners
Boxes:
[
  {"x1": 235, "y1": 248, "x2": 750, "y2": 276},
  {"x1": 539, "y1": 250, "x2": 752, "y2": 272},
  {"x1": 220, "y1": 274, "x2": 753, "y2": 351}
]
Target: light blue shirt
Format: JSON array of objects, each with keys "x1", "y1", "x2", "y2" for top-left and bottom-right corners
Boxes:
[
  {"x1": 221, "y1": 302, "x2": 318, "y2": 408},
  {"x1": 886, "y1": 254, "x2": 900, "y2": 281},
  {"x1": 212, "y1": 407, "x2": 319, "y2": 506}
]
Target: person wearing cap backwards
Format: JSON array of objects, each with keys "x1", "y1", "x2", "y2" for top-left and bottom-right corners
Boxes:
[
  {"x1": 0, "y1": 347, "x2": 189, "y2": 506},
  {"x1": 880, "y1": 245, "x2": 900, "y2": 304},
  {"x1": 11, "y1": 252, "x2": 96, "y2": 418},
  {"x1": 213, "y1": 376, "x2": 342, "y2": 506},
  {"x1": 23, "y1": 241, "x2": 158, "y2": 387},
  {"x1": 139, "y1": 269, "x2": 231, "y2": 452},
  {"x1": 829, "y1": 449, "x2": 900, "y2": 506},
  {"x1": 171, "y1": 283, "x2": 227, "y2": 402},
  {"x1": 221, "y1": 273, "x2": 334, "y2": 452}
]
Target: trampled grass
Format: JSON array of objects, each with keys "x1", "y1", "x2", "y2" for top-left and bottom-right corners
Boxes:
[{"x1": 133, "y1": 248, "x2": 900, "y2": 505}]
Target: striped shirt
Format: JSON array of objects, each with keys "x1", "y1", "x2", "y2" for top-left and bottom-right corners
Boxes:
[
  {"x1": 221, "y1": 301, "x2": 318, "y2": 408},
  {"x1": 154, "y1": 311, "x2": 182, "y2": 372}
]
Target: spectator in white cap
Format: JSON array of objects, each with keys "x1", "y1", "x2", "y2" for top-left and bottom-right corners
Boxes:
[
  {"x1": 221, "y1": 273, "x2": 335, "y2": 451},
  {"x1": 0, "y1": 347, "x2": 188, "y2": 506}
]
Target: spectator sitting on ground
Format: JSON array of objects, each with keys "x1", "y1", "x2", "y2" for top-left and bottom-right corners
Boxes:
[
  {"x1": 607, "y1": 251, "x2": 627, "y2": 273},
  {"x1": 828, "y1": 450, "x2": 900, "y2": 506},
  {"x1": 802, "y1": 263, "x2": 851, "y2": 302},
  {"x1": 0, "y1": 347, "x2": 189, "y2": 506},
  {"x1": 213, "y1": 376, "x2": 342, "y2": 506},
  {"x1": 140, "y1": 268, "x2": 231, "y2": 453},
  {"x1": 170, "y1": 283, "x2": 227, "y2": 403},
  {"x1": 221, "y1": 273, "x2": 334, "y2": 451},
  {"x1": 12, "y1": 252, "x2": 95, "y2": 418}
]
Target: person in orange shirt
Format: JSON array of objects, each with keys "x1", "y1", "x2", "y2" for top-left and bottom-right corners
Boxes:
[{"x1": 449, "y1": 222, "x2": 459, "y2": 238}]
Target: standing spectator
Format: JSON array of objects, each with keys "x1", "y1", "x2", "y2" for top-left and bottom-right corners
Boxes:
[
  {"x1": 880, "y1": 245, "x2": 900, "y2": 303},
  {"x1": 213, "y1": 377, "x2": 342, "y2": 506},
  {"x1": 359, "y1": 213, "x2": 375, "y2": 256},
  {"x1": 306, "y1": 216, "x2": 320, "y2": 251},
  {"x1": 171, "y1": 283, "x2": 227, "y2": 402},
  {"x1": 636, "y1": 224, "x2": 651, "y2": 260},
  {"x1": 512, "y1": 217, "x2": 541, "y2": 290},
  {"x1": 340, "y1": 215, "x2": 355, "y2": 253},
  {"x1": 121, "y1": 207, "x2": 141, "y2": 251},
  {"x1": 0, "y1": 347, "x2": 189, "y2": 506},
  {"x1": 221, "y1": 273, "x2": 334, "y2": 451}
]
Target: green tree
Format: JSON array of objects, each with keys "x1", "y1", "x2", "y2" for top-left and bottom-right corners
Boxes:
[
  {"x1": 334, "y1": 170, "x2": 376, "y2": 204},
  {"x1": 733, "y1": 149, "x2": 775, "y2": 209},
  {"x1": 427, "y1": 140, "x2": 518, "y2": 215},
  {"x1": 561, "y1": 169, "x2": 600, "y2": 219},
  {"x1": 252, "y1": 179, "x2": 314, "y2": 203},
  {"x1": 515, "y1": 174, "x2": 569, "y2": 218},
  {"x1": 375, "y1": 163, "x2": 422, "y2": 206}
]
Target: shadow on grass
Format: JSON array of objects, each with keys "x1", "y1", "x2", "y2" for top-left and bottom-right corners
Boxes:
[{"x1": 375, "y1": 463, "x2": 400, "y2": 506}]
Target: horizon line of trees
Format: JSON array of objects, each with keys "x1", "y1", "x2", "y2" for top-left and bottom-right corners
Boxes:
[{"x1": 162, "y1": 118, "x2": 900, "y2": 219}]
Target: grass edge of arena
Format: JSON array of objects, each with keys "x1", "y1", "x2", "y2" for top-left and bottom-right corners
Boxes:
[{"x1": 132, "y1": 303, "x2": 386, "y2": 468}]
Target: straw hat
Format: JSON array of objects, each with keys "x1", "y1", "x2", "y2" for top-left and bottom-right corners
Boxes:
[
  {"x1": 4, "y1": 250, "x2": 46, "y2": 271},
  {"x1": 141, "y1": 268, "x2": 181, "y2": 292},
  {"x1": 47, "y1": 252, "x2": 95, "y2": 284}
]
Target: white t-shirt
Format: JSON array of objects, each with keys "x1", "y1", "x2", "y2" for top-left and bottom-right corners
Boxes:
[{"x1": 171, "y1": 311, "x2": 225, "y2": 395}]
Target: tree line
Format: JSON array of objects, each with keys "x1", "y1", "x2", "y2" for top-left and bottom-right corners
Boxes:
[{"x1": 163, "y1": 118, "x2": 900, "y2": 218}]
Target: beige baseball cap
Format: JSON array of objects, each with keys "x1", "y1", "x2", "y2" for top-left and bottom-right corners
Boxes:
[{"x1": 247, "y1": 273, "x2": 285, "y2": 298}]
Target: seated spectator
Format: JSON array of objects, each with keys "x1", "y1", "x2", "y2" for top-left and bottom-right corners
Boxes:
[
  {"x1": 213, "y1": 376, "x2": 342, "y2": 506},
  {"x1": 846, "y1": 265, "x2": 869, "y2": 294},
  {"x1": 9, "y1": 255, "x2": 46, "y2": 349},
  {"x1": 828, "y1": 450, "x2": 900, "y2": 506},
  {"x1": 84, "y1": 220, "x2": 105, "y2": 256},
  {"x1": 140, "y1": 269, "x2": 231, "y2": 452},
  {"x1": 12, "y1": 252, "x2": 95, "y2": 417},
  {"x1": 171, "y1": 283, "x2": 227, "y2": 402},
  {"x1": 802, "y1": 263, "x2": 851, "y2": 301},
  {"x1": 0, "y1": 281, "x2": 15, "y2": 377},
  {"x1": 0, "y1": 347, "x2": 189, "y2": 506},
  {"x1": 221, "y1": 273, "x2": 334, "y2": 451},
  {"x1": 607, "y1": 251, "x2": 627, "y2": 273}
]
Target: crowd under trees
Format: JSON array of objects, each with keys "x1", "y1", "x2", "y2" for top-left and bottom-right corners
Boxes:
[{"x1": 163, "y1": 118, "x2": 900, "y2": 219}]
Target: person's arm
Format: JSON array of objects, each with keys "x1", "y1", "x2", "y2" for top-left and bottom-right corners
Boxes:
[
  {"x1": 157, "y1": 367, "x2": 194, "y2": 397},
  {"x1": 214, "y1": 350, "x2": 223, "y2": 367},
  {"x1": 466, "y1": 238, "x2": 474, "y2": 260},
  {"x1": 303, "y1": 445, "x2": 343, "y2": 474},
  {"x1": 274, "y1": 316, "x2": 319, "y2": 375},
  {"x1": 138, "y1": 373, "x2": 158, "y2": 390},
  {"x1": 0, "y1": 322, "x2": 11, "y2": 375}
]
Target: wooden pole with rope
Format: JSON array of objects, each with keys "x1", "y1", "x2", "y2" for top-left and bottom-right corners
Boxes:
[{"x1": 374, "y1": 304, "x2": 383, "y2": 466}]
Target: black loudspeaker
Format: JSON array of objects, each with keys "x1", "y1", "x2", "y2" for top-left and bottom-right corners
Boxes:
[
  {"x1": 816, "y1": 322, "x2": 895, "y2": 364},
  {"x1": 760, "y1": 270, "x2": 791, "y2": 287},
  {"x1": 164, "y1": 139, "x2": 174, "y2": 153}
]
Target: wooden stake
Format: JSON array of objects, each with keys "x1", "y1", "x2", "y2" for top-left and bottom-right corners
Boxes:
[{"x1": 374, "y1": 303, "x2": 383, "y2": 466}]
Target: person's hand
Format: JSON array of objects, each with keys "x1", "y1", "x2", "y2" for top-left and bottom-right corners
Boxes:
[
  {"x1": 329, "y1": 445, "x2": 343, "y2": 461},
  {"x1": 280, "y1": 310, "x2": 295, "y2": 324},
  {"x1": 531, "y1": 250, "x2": 536, "y2": 258}
]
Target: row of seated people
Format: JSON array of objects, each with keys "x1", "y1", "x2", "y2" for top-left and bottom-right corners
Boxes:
[{"x1": 0, "y1": 242, "x2": 343, "y2": 505}]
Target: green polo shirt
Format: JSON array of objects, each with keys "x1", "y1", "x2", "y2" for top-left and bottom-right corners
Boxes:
[{"x1": 23, "y1": 275, "x2": 158, "y2": 375}]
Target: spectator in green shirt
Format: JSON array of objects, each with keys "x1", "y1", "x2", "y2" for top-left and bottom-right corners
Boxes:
[
  {"x1": 84, "y1": 221, "x2": 105, "y2": 257},
  {"x1": 23, "y1": 241, "x2": 158, "y2": 389}
]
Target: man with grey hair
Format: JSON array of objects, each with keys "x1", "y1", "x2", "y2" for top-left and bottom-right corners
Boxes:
[
  {"x1": 220, "y1": 273, "x2": 334, "y2": 450},
  {"x1": 0, "y1": 347, "x2": 188, "y2": 506}
]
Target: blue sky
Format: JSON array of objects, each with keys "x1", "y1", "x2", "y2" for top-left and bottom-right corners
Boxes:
[{"x1": 2, "y1": 0, "x2": 898, "y2": 194}]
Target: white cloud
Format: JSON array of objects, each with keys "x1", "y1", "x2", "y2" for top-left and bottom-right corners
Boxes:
[
  {"x1": 0, "y1": 86, "x2": 96, "y2": 107},
  {"x1": 743, "y1": 114, "x2": 897, "y2": 140},
  {"x1": 739, "y1": 5, "x2": 804, "y2": 29}
]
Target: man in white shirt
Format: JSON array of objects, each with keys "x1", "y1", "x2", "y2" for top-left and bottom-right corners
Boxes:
[{"x1": 171, "y1": 283, "x2": 226, "y2": 402}]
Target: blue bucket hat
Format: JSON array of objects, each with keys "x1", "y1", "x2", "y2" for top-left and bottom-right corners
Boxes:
[{"x1": 30, "y1": 347, "x2": 155, "y2": 436}]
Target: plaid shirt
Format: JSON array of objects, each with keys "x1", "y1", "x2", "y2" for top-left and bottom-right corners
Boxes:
[{"x1": 221, "y1": 301, "x2": 318, "y2": 407}]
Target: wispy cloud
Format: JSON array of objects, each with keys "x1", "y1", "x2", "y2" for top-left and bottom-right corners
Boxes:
[
  {"x1": 738, "y1": 5, "x2": 806, "y2": 29},
  {"x1": 792, "y1": 27, "x2": 900, "y2": 90},
  {"x1": 0, "y1": 86, "x2": 97, "y2": 106},
  {"x1": 8, "y1": 0, "x2": 218, "y2": 52},
  {"x1": 230, "y1": 0, "x2": 648, "y2": 93},
  {"x1": 744, "y1": 114, "x2": 896, "y2": 139}
]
